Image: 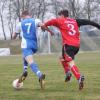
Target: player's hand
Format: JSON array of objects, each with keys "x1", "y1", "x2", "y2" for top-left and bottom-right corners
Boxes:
[
  {"x1": 41, "y1": 24, "x2": 47, "y2": 32},
  {"x1": 41, "y1": 26, "x2": 46, "y2": 32}
]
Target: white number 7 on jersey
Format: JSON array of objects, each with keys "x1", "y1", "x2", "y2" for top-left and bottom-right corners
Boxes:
[{"x1": 25, "y1": 23, "x2": 32, "y2": 34}]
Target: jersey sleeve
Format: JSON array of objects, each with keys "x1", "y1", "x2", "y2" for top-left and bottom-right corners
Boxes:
[
  {"x1": 76, "y1": 19, "x2": 100, "y2": 29},
  {"x1": 44, "y1": 19, "x2": 59, "y2": 27},
  {"x1": 35, "y1": 19, "x2": 42, "y2": 27},
  {"x1": 15, "y1": 22, "x2": 21, "y2": 34}
]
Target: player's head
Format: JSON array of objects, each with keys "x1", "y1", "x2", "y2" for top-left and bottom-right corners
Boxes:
[
  {"x1": 58, "y1": 9, "x2": 69, "y2": 17},
  {"x1": 21, "y1": 10, "x2": 31, "y2": 18}
]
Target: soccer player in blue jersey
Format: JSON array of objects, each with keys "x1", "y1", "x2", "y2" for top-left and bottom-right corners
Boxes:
[{"x1": 12, "y1": 10, "x2": 45, "y2": 89}]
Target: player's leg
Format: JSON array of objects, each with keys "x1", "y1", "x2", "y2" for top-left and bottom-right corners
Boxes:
[
  {"x1": 60, "y1": 45, "x2": 72, "y2": 82},
  {"x1": 18, "y1": 58, "x2": 28, "y2": 83},
  {"x1": 25, "y1": 54, "x2": 45, "y2": 89},
  {"x1": 23, "y1": 58, "x2": 28, "y2": 72},
  {"x1": 64, "y1": 44, "x2": 85, "y2": 90},
  {"x1": 60, "y1": 46, "x2": 70, "y2": 73},
  {"x1": 25, "y1": 55, "x2": 42, "y2": 77},
  {"x1": 22, "y1": 58, "x2": 28, "y2": 81},
  {"x1": 68, "y1": 60, "x2": 85, "y2": 90},
  {"x1": 21, "y1": 48, "x2": 43, "y2": 78},
  {"x1": 60, "y1": 57, "x2": 72, "y2": 82},
  {"x1": 60, "y1": 57, "x2": 70, "y2": 73},
  {"x1": 22, "y1": 46, "x2": 45, "y2": 89}
]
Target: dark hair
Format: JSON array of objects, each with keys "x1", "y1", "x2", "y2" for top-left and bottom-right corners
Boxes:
[
  {"x1": 21, "y1": 10, "x2": 30, "y2": 16},
  {"x1": 58, "y1": 9, "x2": 69, "y2": 17}
]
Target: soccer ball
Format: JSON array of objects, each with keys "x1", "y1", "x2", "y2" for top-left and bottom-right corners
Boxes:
[{"x1": 12, "y1": 79, "x2": 23, "y2": 89}]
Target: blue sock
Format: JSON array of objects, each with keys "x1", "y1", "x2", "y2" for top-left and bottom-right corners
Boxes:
[{"x1": 30, "y1": 63, "x2": 42, "y2": 78}]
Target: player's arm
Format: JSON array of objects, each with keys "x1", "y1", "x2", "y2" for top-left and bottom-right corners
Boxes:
[
  {"x1": 44, "y1": 19, "x2": 59, "y2": 27},
  {"x1": 12, "y1": 22, "x2": 21, "y2": 39},
  {"x1": 41, "y1": 24, "x2": 55, "y2": 36},
  {"x1": 34, "y1": 19, "x2": 54, "y2": 35},
  {"x1": 35, "y1": 19, "x2": 54, "y2": 35},
  {"x1": 76, "y1": 19, "x2": 100, "y2": 29},
  {"x1": 12, "y1": 32, "x2": 19, "y2": 39},
  {"x1": 41, "y1": 19, "x2": 59, "y2": 35}
]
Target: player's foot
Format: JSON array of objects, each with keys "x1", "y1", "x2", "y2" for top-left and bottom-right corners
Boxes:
[
  {"x1": 16, "y1": 79, "x2": 21, "y2": 87},
  {"x1": 65, "y1": 71, "x2": 72, "y2": 82},
  {"x1": 39, "y1": 74, "x2": 45, "y2": 89},
  {"x1": 78, "y1": 75, "x2": 85, "y2": 90},
  {"x1": 18, "y1": 71, "x2": 28, "y2": 83}
]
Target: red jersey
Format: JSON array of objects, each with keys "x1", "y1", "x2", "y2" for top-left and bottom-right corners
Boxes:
[{"x1": 45, "y1": 17, "x2": 80, "y2": 47}]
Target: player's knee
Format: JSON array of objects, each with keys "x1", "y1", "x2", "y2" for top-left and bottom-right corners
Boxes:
[
  {"x1": 59, "y1": 56, "x2": 65, "y2": 61},
  {"x1": 25, "y1": 55, "x2": 34, "y2": 65},
  {"x1": 64, "y1": 54, "x2": 72, "y2": 62},
  {"x1": 68, "y1": 60, "x2": 75, "y2": 67}
]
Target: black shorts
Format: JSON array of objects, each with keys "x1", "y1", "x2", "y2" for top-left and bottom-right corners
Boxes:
[{"x1": 62, "y1": 44, "x2": 79, "y2": 60}]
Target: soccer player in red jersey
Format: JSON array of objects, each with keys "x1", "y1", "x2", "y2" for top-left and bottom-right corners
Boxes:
[{"x1": 42, "y1": 9, "x2": 100, "y2": 90}]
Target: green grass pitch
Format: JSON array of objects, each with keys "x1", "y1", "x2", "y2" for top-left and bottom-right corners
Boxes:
[{"x1": 0, "y1": 52, "x2": 100, "y2": 100}]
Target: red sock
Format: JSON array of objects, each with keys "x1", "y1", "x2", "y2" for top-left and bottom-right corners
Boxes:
[
  {"x1": 60, "y1": 58, "x2": 70, "y2": 73},
  {"x1": 71, "y1": 65, "x2": 81, "y2": 80}
]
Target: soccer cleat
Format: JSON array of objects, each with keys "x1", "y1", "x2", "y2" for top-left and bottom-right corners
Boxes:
[
  {"x1": 39, "y1": 74, "x2": 45, "y2": 89},
  {"x1": 16, "y1": 79, "x2": 21, "y2": 88},
  {"x1": 65, "y1": 71, "x2": 72, "y2": 82},
  {"x1": 18, "y1": 71, "x2": 28, "y2": 83},
  {"x1": 78, "y1": 75, "x2": 85, "y2": 90}
]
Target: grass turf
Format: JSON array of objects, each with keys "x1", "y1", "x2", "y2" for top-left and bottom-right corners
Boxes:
[{"x1": 0, "y1": 52, "x2": 100, "y2": 100}]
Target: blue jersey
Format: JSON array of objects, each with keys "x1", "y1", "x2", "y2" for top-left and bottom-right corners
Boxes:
[
  {"x1": 21, "y1": 18, "x2": 38, "y2": 50},
  {"x1": 21, "y1": 18, "x2": 36, "y2": 40},
  {"x1": 15, "y1": 18, "x2": 41, "y2": 57}
]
